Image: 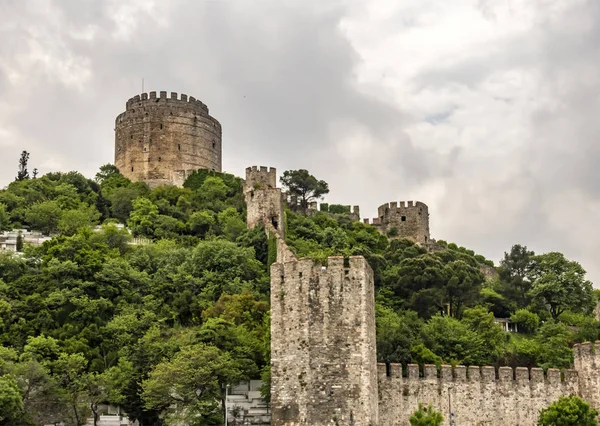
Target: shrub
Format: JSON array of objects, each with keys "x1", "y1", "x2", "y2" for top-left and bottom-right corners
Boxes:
[
  {"x1": 409, "y1": 403, "x2": 444, "y2": 426},
  {"x1": 538, "y1": 395, "x2": 598, "y2": 426},
  {"x1": 510, "y1": 309, "x2": 540, "y2": 333}
]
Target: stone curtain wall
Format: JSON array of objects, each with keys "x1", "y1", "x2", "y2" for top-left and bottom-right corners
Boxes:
[
  {"x1": 270, "y1": 256, "x2": 378, "y2": 426},
  {"x1": 378, "y1": 363, "x2": 579, "y2": 426},
  {"x1": 115, "y1": 91, "x2": 222, "y2": 187}
]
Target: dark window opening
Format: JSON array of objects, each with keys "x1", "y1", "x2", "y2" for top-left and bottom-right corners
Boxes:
[
  {"x1": 144, "y1": 147, "x2": 146, "y2": 151},
  {"x1": 250, "y1": 191, "x2": 254, "y2": 200},
  {"x1": 299, "y1": 272, "x2": 303, "y2": 278},
  {"x1": 145, "y1": 112, "x2": 148, "y2": 116},
  {"x1": 425, "y1": 236, "x2": 428, "y2": 242},
  {"x1": 131, "y1": 166, "x2": 134, "y2": 172},
  {"x1": 160, "y1": 124, "x2": 163, "y2": 129},
  {"x1": 401, "y1": 216, "x2": 406, "y2": 221},
  {"x1": 130, "y1": 135, "x2": 133, "y2": 139},
  {"x1": 158, "y1": 157, "x2": 161, "y2": 162},
  {"x1": 178, "y1": 144, "x2": 181, "y2": 151},
  {"x1": 271, "y1": 217, "x2": 278, "y2": 229},
  {"x1": 212, "y1": 141, "x2": 216, "y2": 149}
]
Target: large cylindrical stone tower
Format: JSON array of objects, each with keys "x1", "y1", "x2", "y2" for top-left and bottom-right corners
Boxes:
[{"x1": 114, "y1": 91, "x2": 222, "y2": 187}]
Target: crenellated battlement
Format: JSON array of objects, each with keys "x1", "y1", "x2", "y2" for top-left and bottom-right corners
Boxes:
[
  {"x1": 124, "y1": 91, "x2": 210, "y2": 116},
  {"x1": 377, "y1": 200, "x2": 428, "y2": 215},
  {"x1": 245, "y1": 166, "x2": 277, "y2": 190},
  {"x1": 377, "y1": 363, "x2": 577, "y2": 384}
]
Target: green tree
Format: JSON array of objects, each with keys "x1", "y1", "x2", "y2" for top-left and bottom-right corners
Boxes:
[
  {"x1": 58, "y1": 206, "x2": 101, "y2": 236},
  {"x1": 409, "y1": 403, "x2": 444, "y2": 426},
  {"x1": 94, "y1": 164, "x2": 121, "y2": 184},
  {"x1": 535, "y1": 321, "x2": 573, "y2": 369},
  {"x1": 538, "y1": 395, "x2": 598, "y2": 426},
  {"x1": 25, "y1": 200, "x2": 62, "y2": 235},
  {"x1": 528, "y1": 252, "x2": 594, "y2": 319},
  {"x1": 16, "y1": 151, "x2": 30, "y2": 181},
  {"x1": 141, "y1": 343, "x2": 245, "y2": 426},
  {"x1": 0, "y1": 203, "x2": 8, "y2": 231},
  {"x1": 128, "y1": 198, "x2": 159, "y2": 237},
  {"x1": 376, "y1": 305, "x2": 423, "y2": 364},
  {"x1": 421, "y1": 315, "x2": 485, "y2": 365},
  {"x1": 280, "y1": 169, "x2": 329, "y2": 211},
  {"x1": 0, "y1": 374, "x2": 24, "y2": 423},
  {"x1": 511, "y1": 309, "x2": 540, "y2": 333},
  {"x1": 498, "y1": 244, "x2": 535, "y2": 308}
]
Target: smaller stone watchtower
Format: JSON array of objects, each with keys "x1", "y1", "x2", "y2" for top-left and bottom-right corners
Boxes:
[
  {"x1": 365, "y1": 201, "x2": 430, "y2": 244},
  {"x1": 244, "y1": 166, "x2": 285, "y2": 237}
]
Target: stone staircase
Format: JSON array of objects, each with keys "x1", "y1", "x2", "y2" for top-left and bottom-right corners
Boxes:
[{"x1": 227, "y1": 380, "x2": 271, "y2": 425}]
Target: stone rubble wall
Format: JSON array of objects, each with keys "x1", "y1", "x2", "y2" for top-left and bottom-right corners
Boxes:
[{"x1": 378, "y1": 363, "x2": 579, "y2": 426}]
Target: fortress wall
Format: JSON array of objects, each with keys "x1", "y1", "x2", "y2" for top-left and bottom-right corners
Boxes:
[
  {"x1": 270, "y1": 256, "x2": 378, "y2": 426},
  {"x1": 115, "y1": 91, "x2": 221, "y2": 187},
  {"x1": 378, "y1": 363, "x2": 579, "y2": 426}
]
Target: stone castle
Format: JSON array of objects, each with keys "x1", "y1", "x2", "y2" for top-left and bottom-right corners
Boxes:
[{"x1": 115, "y1": 94, "x2": 600, "y2": 425}]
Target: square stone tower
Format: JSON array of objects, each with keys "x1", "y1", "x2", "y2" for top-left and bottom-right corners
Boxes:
[{"x1": 244, "y1": 165, "x2": 379, "y2": 426}]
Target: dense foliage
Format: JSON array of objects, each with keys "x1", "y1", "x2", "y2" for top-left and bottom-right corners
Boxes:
[{"x1": 0, "y1": 165, "x2": 596, "y2": 425}]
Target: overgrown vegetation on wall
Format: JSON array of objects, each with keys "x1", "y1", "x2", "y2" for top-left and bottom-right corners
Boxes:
[{"x1": 0, "y1": 165, "x2": 596, "y2": 425}]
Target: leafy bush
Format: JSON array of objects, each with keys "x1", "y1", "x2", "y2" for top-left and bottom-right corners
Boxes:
[{"x1": 538, "y1": 395, "x2": 598, "y2": 426}]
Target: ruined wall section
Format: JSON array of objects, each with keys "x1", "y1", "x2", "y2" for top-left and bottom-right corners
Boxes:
[
  {"x1": 365, "y1": 201, "x2": 430, "y2": 244},
  {"x1": 378, "y1": 363, "x2": 579, "y2": 426},
  {"x1": 115, "y1": 91, "x2": 222, "y2": 187},
  {"x1": 270, "y1": 256, "x2": 378, "y2": 426},
  {"x1": 244, "y1": 166, "x2": 285, "y2": 237}
]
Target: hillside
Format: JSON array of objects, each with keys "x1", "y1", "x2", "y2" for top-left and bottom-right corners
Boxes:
[{"x1": 0, "y1": 165, "x2": 597, "y2": 425}]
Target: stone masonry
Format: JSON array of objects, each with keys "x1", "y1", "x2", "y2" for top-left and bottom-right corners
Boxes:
[
  {"x1": 244, "y1": 166, "x2": 285, "y2": 237},
  {"x1": 114, "y1": 91, "x2": 222, "y2": 187},
  {"x1": 364, "y1": 201, "x2": 430, "y2": 245}
]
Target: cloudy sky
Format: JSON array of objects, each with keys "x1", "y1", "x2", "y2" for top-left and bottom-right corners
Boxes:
[{"x1": 1, "y1": 0, "x2": 599, "y2": 282}]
